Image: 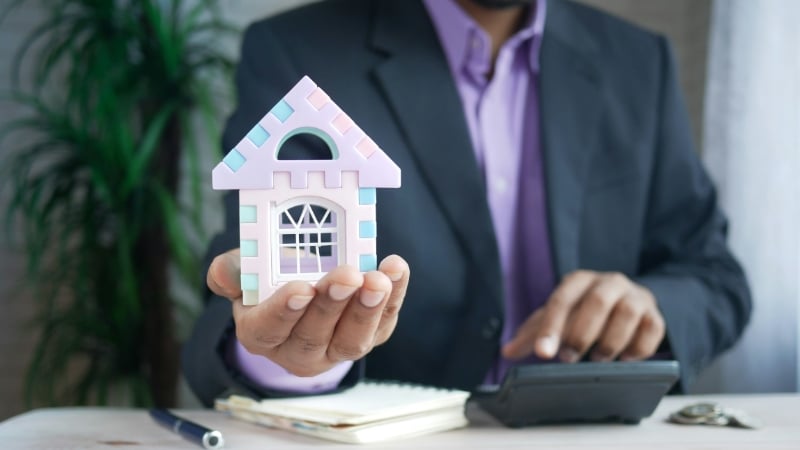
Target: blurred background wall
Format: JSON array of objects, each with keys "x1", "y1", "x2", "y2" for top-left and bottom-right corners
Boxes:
[
  {"x1": 691, "y1": 0, "x2": 800, "y2": 394},
  {"x1": 2, "y1": 0, "x2": 792, "y2": 420},
  {"x1": 0, "y1": 2, "x2": 47, "y2": 421}
]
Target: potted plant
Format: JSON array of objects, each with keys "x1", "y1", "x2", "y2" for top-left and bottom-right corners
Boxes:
[{"x1": 0, "y1": 0, "x2": 234, "y2": 407}]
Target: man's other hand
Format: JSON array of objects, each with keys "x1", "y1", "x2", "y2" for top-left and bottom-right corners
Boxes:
[
  {"x1": 207, "y1": 249, "x2": 410, "y2": 377},
  {"x1": 503, "y1": 270, "x2": 665, "y2": 363}
]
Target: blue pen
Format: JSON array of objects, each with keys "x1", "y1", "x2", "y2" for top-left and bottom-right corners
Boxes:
[{"x1": 149, "y1": 408, "x2": 225, "y2": 449}]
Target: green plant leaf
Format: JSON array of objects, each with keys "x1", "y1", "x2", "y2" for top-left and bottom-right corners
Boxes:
[
  {"x1": 4, "y1": 0, "x2": 234, "y2": 408},
  {"x1": 122, "y1": 103, "x2": 178, "y2": 196}
]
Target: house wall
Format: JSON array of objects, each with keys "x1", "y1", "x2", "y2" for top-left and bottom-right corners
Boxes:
[{"x1": 239, "y1": 171, "x2": 377, "y2": 304}]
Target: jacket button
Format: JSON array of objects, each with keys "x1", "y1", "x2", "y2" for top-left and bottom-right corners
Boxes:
[{"x1": 481, "y1": 317, "x2": 501, "y2": 339}]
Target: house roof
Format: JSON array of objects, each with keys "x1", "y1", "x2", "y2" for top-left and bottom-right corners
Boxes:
[{"x1": 212, "y1": 76, "x2": 401, "y2": 190}]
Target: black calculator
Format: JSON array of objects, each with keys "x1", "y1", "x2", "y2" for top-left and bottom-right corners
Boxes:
[{"x1": 472, "y1": 361, "x2": 680, "y2": 427}]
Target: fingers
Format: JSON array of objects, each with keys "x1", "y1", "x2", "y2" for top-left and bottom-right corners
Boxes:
[
  {"x1": 500, "y1": 308, "x2": 545, "y2": 359},
  {"x1": 207, "y1": 248, "x2": 242, "y2": 300},
  {"x1": 217, "y1": 251, "x2": 410, "y2": 377},
  {"x1": 502, "y1": 270, "x2": 596, "y2": 360},
  {"x1": 276, "y1": 265, "x2": 364, "y2": 374},
  {"x1": 620, "y1": 300, "x2": 666, "y2": 361},
  {"x1": 588, "y1": 296, "x2": 644, "y2": 361},
  {"x1": 502, "y1": 270, "x2": 666, "y2": 364},
  {"x1": 324, "y1": 255, "x2": 409, "y2": 361},
  {"x1": 233, "y1": 280, "x2": 316, "y2": 355},
  {"x1": 560, "y1": 273, "x2": 632, "y2": 362},
  {"x1": 327, "y1": 270, "x2": 393, "y2": 362},
  {"x1": 374, "y1": 255, "x2": 410, "y2": 345}
]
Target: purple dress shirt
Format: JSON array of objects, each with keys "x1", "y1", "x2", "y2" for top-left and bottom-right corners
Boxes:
[
  {"x1": 234, "y1": 0, "x2": 555, "y2": 391},
  {"x1": 424, "y1": 0, "x2": 555, "y2": 384}
]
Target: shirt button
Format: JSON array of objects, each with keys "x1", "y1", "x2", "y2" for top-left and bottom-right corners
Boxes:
[
  {"x1": 494, "y1": 178, "x2": 508, "y2": 193},
  {"x1": 471, "y1": 36, "x2": 482, "y2": 50},
  {"x1": 481, "y1": 317, "x2": 502, "y2": 339}
]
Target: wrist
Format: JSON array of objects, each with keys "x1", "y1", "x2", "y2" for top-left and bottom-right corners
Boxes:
[{"x1": 232, "y1": 340, "x2": 353, "y2": 394}]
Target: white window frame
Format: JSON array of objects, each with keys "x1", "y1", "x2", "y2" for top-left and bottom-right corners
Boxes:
[{"x1": 271, "y1": 197, "x2": 344, "y2": 283}]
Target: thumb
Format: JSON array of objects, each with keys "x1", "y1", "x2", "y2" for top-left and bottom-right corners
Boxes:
[{"x1": 207, "y1": 248, "x2": 242, "y2": 299}]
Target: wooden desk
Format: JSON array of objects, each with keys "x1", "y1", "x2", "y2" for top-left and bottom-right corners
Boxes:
[{"x1": 1, "y1": 394, "x2": 798, "y2": 449}]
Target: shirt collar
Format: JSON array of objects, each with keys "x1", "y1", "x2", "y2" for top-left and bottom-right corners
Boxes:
[{"x1": 423, "y1": 0, "x2": 547, "y2": 79}]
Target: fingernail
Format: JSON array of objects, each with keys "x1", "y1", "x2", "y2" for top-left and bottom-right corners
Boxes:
[
  {"x1": 559, "y1": 347, "x2": 580, "y2": 363},
  {"x1": 359, "y1": 289, "x2": 385, "y2": 307},
  {"x1": 387, "y1": 272, "x2": 403, "y2": 282},
  {"x1": 591, "y1": 351, "x2": 612, "y2": 362},
  {"x1": 287, "y1": 295, "x2": 313, "y2": 311},
  {"x1": 619, "y1": 353, "x2": 636, "y2": 362},
  {"x1": 329, "y1": 283, "x2": 358, "y2": 301},
  {"x1": 224, "y1": 252, "x2": 240, "y2": 272},
  {"x1": 536, "y1": 335, "x2": 559, "y2": 358}
]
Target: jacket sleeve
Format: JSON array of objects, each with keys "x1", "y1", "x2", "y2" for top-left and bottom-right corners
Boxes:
[{"x1": 634, "y1": 37, "x2": 752, "y2": 390}]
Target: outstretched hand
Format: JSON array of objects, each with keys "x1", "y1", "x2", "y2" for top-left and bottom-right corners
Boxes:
[
  {"x1": 503, "y1": 270, "x2": 666, "y2": 363},
  {"x1": 207, "y1": 248, "x2": 410, "y2": 376}
]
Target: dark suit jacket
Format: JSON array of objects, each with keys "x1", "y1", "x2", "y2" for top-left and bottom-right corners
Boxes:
[{"x1": 182, "y1": 0, "x2": 751, "y2": 406}]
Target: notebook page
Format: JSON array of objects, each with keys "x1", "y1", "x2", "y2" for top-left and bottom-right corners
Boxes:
[{"x1": 248, "y1": 381, "x2": 470, "y2": 425}]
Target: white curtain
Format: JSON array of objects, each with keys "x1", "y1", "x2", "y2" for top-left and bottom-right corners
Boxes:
[{"x1": 692, "y1": 0, "x2": 800, "y2": 393}]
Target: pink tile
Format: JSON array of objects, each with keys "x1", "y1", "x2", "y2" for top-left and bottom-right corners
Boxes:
[
  {"x1": 356, "y1": 136, "x2": 378, "y2": 159},
  {"x1": 331, "y1": 113, "x2": 355, "y2": 135},
  {"x1": 306, "y1": 88, "x2": 330, "y2": 110}
]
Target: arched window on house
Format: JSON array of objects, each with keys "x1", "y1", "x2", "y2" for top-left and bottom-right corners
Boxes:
[{"x1": 274, "y1": 198, "x2": 343, "y2": 282}]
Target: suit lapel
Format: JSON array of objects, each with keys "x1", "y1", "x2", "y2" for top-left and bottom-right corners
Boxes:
[
  {"x1": 539, "y1": 0, "x2": 604, "y2": 278},
  {"x1": 368, "y1": 0, "x2": 605, "y2": 283},
  {"x1": 370, "y1": 0, "x2": 502, "y2": 290}
]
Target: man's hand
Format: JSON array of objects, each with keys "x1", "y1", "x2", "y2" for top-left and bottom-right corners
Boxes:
[
  {"x1": 503, "y1": 270, "x2": 665, "y2": 363},
  {"x1": 207, "y1": 248, "x2": 410, "y2": 377}
]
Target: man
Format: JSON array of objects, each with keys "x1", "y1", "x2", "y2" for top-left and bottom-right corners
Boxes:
[{"x1": 183, "y1": 0, "x2": 751, "y2": 406}]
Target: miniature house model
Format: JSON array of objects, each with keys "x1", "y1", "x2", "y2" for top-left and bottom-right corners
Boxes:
[{"x1": 212, "y1": 76, "x2": 401, "y2": 305}]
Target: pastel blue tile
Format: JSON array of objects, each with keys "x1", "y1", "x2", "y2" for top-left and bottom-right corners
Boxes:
[
  {"x1": 270, "y1": 99, "x2": 294, "y2": 122},
  {"x1": 239, "y1": 205, "x2": 257, "y2": 223},
  {"x1": 358, "y1": 188, "x2": 376, "y2": 205},
  {"x1": 240, "y1": 239, "x2": 258, "y2": 257},
  {"x1": 359, "y1": 254, "x2": 377, "y2": 272},
  {"x1": 241, "y1": 273, "x2": 258, "y2": 291},
  {"x1": 223, "y1": 148, "x2": 246, "y2": 172},
  {"x1": 247, "y1": 124, "x2": 270, "y2": 147},
  {"x1": 359, "y1": 220, "x2": 377, "y2": 239}
]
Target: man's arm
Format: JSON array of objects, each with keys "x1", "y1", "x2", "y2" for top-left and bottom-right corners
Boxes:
[
  {"x1": 633, "y1": 37, "x2": 751, "y2": 386},
  {"x1": 503, "y1": 37, "x2": 751, "y2": 389},
  {"x1": 232, "y1": 341, "x2": 353, "y2": 393}
]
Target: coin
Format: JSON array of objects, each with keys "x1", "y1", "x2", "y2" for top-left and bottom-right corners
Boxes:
[
  {"x1": 724, "y1": 408, "x2": 763, "y2": 430},
  {"x1": 679, "y1": 402, "x2": 722, "y2": 419},
  {"x1": 668, "y1": 412, "x2": 708, "y2": 425},
  {"x1": 669, "y1": 403, "x2": 763, "y2": 430},
  {"x1": 705, "y1": 413, "x2": 730, "y2": 427}
]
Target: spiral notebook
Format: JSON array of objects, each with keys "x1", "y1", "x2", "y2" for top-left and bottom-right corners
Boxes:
[{"x1": 215, "y1": 381, "x2": 470, "y2": 444}]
